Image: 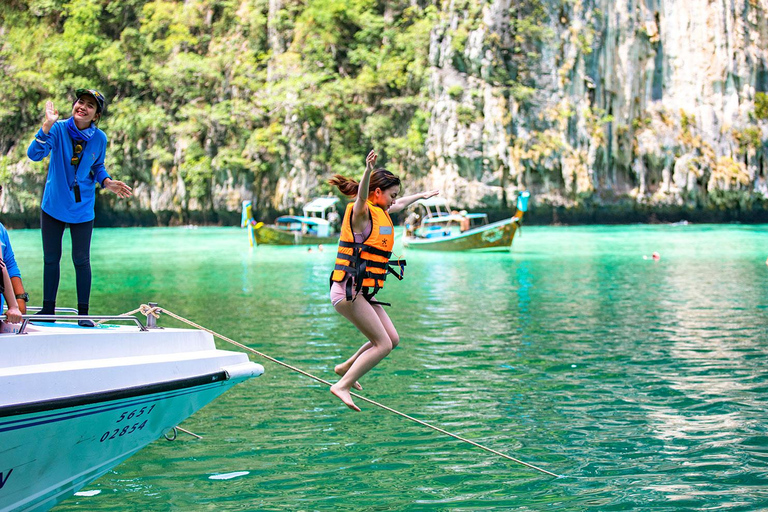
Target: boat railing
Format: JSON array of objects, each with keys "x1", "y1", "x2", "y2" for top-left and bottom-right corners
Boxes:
[
  {"x1": 1, "y1": 310, "x2": 148, "y2": 334},
  {"x1": 26, "y1": 306, "x2": 79, "y2": 314}
]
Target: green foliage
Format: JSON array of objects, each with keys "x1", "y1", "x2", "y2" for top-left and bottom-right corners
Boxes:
[
  {"x1": 756, "y1": 92, "x2": 768, "y2": 120},
  {"x1": 456, "y1": 105, "x2": 476, "y2": 125},
  {"x1": 179, "y1": 153, "x2": 213, "y2": 201},
  {"x1": 0, "y1": 0, "x2": 439, "y2": 218},
  {"x1": 447, "y1": 85, "x2": 464, "y2": 100},
  {"x1": 451, "y1": 26, "x2": 469, "y2": 54}
]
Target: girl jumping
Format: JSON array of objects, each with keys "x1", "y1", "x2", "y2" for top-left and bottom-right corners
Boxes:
[{"x1": 328, "y1": 149, "x2": 438, "y2": 411}]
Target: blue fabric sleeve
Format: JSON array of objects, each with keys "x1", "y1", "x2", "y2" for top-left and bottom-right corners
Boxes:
[
  {"x1": 27, "y1": 126, "x2": 56, "y2": 161},
  {"x1": 0, "y1": 225, "x2": 21, "y2": 279},
  {"x1": 91, "y1": 134, "x2": 111, "y2": 186}
]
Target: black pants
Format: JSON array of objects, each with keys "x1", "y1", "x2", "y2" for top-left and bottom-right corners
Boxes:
[{"x1": 41, "y1": 210, "x2": 93, "y2": 305}]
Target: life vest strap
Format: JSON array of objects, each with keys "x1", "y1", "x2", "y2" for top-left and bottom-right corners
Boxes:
[
  {"x1": 361, "y1": 260, "x2": 389, "y2": 270},
  {"x1": 387, "y1": 259, "x2": 406, "y2": 280},
  {"x1": 346, "y1": 274, "x2": 355, "y2": 303},
  {"x1": 337, "y1": 240, "x2": 392, "y2": 259},
  {"x1": 362, "y1": 288, "x2": 391, "y2": 307},
  {"x1": 334, "y1": 264, "x2": 384, "y2": 281}
]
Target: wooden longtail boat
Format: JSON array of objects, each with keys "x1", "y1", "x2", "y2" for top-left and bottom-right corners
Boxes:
[
  {"x1": 242, "y1": 197, "x2": 340, "y2": 246},
  {"x1": 402, "y1": 192, "x2": 530, "y2": 251}
]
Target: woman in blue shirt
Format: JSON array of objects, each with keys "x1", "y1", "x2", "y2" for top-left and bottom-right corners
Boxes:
[{"x1": 27, "y1": 89, "x2": 132, "y2": 325}]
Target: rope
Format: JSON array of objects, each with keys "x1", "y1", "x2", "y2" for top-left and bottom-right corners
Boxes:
[
  {"x1": 126, "y1": 304, "x2": 560, "y2": 478},
  {"x1": 96, "y1": 304, "x2": 158, "y2": 325}
]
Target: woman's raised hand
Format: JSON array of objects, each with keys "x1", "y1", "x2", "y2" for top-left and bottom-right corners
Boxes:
[
  {"x1": 365, "y1": 149, "x2": 377, "y2": 171},
  {"x1": 43, "y1": 101, "x2": 58, "y2": 133},
  {"x1": 422, "y1": 190, "x2": 440, "y2": 199}
]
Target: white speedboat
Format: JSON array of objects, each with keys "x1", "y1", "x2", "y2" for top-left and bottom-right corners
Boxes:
[{"x1": 0, "y1": 309, "x2": 264, "y2": 512}]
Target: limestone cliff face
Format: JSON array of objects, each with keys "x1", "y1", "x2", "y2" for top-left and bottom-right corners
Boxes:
[
  {"x1": 6, "y1": 0, "x2": 766, "y2": 221},
  {"x1": 423, "y1": 0, "x2": 768, "y2": 209}
]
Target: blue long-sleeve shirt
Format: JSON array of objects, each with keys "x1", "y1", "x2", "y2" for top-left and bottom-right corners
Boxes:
[
  {"x1": 27, "y1": 120, "x2": 111, "y2": 223},
  {"x1": 0, "y1": 223, "x2": 21, "y2": 312}
]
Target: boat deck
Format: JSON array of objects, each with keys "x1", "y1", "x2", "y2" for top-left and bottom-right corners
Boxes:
[{"x1": 0, "y1": 323, "x2": 262, "y2": 409}]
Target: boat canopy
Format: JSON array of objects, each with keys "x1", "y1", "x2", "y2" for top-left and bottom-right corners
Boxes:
[
  {"x1": 303, "y1": 197, "x2": 339, "y2": 218},
  {"x1": 414, "y1": 197, "x2": 450, "y2": 208},
  {"x1": 421, "y1": 213, "x2": 487, "y2": 225},
  {"x1": 276, "y1": 215, "x2": 331, "y2": 226},
  {"x1": 412, "y1": 197, "x2": 452, "y2": 218},
  {"x1": 276, "y1": 215, "x2": 333, "y2": 236}
]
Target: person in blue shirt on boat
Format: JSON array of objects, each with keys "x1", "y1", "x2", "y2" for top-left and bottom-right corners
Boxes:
[
  {"x1": 27, "y1": 89, "x2": 132, "y2": 326},
  {"x1": 327, "y1": 149, "x2": 439, "y2": 412},
  {"x1": 0, "y1": 184, "x2": 30, "y2": 318},
  {"x1": 0, "y1": 220, "x2": 23, "y2": 325}
]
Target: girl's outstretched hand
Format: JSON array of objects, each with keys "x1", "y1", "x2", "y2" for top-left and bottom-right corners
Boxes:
[
  {"x1": 422, "y1": 190, "x2": 440, "y2": 199},
  {"x1": 366, "y1": 149, "x2": 377, "y2": 171}
]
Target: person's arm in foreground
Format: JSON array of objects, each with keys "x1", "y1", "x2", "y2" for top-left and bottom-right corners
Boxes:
[{"x1": 0, "y1": 261, "x2": 21, "y2": 323}]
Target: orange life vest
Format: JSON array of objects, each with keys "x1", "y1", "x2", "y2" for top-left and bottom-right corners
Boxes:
[{"x1": 330, "y1": 201, "x2": 405, "y2": 304}]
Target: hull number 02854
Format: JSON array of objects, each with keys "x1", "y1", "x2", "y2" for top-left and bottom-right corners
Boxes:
[{"x1": 99, "y1": 404, "x2": 157, "y2": 443}]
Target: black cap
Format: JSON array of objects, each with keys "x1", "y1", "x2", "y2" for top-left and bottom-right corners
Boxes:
[{"x1": 74, "y1": 88, "x2": 106, "y2": 114}]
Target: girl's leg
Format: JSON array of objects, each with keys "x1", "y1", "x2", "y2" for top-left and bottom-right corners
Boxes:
[
  {"x1": 40, "y1": 211, "x2": 66, "y2": 310},
  {"x1": 331, "y1": 298, "x2": 394, "y2": 411},
  {"x1": 334, "y1": 304, "x2": 399, "y2": 386},
  {"x1": 69, "y1": 219, "x2": 94, "y2": 307},
  {"x1": 372, "y1": 304, "x2": 399, "y2": 349},
  {"x1": 335, "y1": 342, "x2": 371, "y2": 390}
]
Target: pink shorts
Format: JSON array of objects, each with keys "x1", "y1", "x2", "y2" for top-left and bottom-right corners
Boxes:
[{"x1": 330, "y1": 276, "x2": 353, "y2": 306}]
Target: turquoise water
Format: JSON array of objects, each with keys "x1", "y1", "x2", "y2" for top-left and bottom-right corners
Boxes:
[{"x1": 9, "y1": 224, "x2": 767, "y2": 511}]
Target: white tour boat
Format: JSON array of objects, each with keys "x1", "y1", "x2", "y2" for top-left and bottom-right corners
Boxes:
[{"x1": 0, "y1": 307, "x2": 264, "y2": 512}]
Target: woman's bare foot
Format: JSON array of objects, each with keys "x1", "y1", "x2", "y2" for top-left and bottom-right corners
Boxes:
[
  {"x1": 330, "y1": 384, "x2": 361, "y2": 412},
  {"x1": 335, "y1": 364, "x2": 362, "y2": 390}
]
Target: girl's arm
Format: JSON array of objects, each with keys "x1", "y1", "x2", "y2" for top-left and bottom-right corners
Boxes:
[
  {"x1": 0, "y1": 261, "x2": 21, "y2": 323},
  {"x1": 351, "y1": 150, "x2": 377, "y2": 229},
  {"x1": 388, "y1": 189, "x2": 440, "y2": 214}
]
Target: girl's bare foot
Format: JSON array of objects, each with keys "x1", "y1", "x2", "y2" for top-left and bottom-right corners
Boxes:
[
  {"x1": 335, "y1": 364, "x2": 362, "y2": 390},
  {"x1": 330, "y1": 384, "x2": 361, "y2": 412}
]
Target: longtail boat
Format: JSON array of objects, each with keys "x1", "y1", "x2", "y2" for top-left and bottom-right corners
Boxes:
[
  {"x1": 402, "y1": 192, "x2": 530, "y2": 251},
  {"x1": 242, "y1": 197, "x2": 340, "y2": 246}
]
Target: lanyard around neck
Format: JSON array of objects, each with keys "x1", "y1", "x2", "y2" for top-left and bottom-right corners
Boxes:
[{"x1": 70, "y1": 138, "x2": 87, "y2": 178}]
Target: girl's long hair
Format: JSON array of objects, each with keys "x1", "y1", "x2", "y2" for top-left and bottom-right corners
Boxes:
[{"x1": 329, "y1": 168, "x2": 401, "y2": 197}]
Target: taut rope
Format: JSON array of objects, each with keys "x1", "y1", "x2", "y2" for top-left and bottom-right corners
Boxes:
[{"x1": 124, "y1": 304, "x2": 560, "y2": 478}]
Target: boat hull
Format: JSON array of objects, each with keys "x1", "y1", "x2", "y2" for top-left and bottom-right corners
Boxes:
[
  {"x1": 253, "y1": 224, "x2": 338, "y2": 246},
  {"x1": 402, "y1": 217, "x2": 520, "y2": 251},
  {"x1": 0, "y1": 324, "x2": 263, "y2": 512},
  {"x1": 0, "y1": 377, "x2": 245, "y2": 512}
]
